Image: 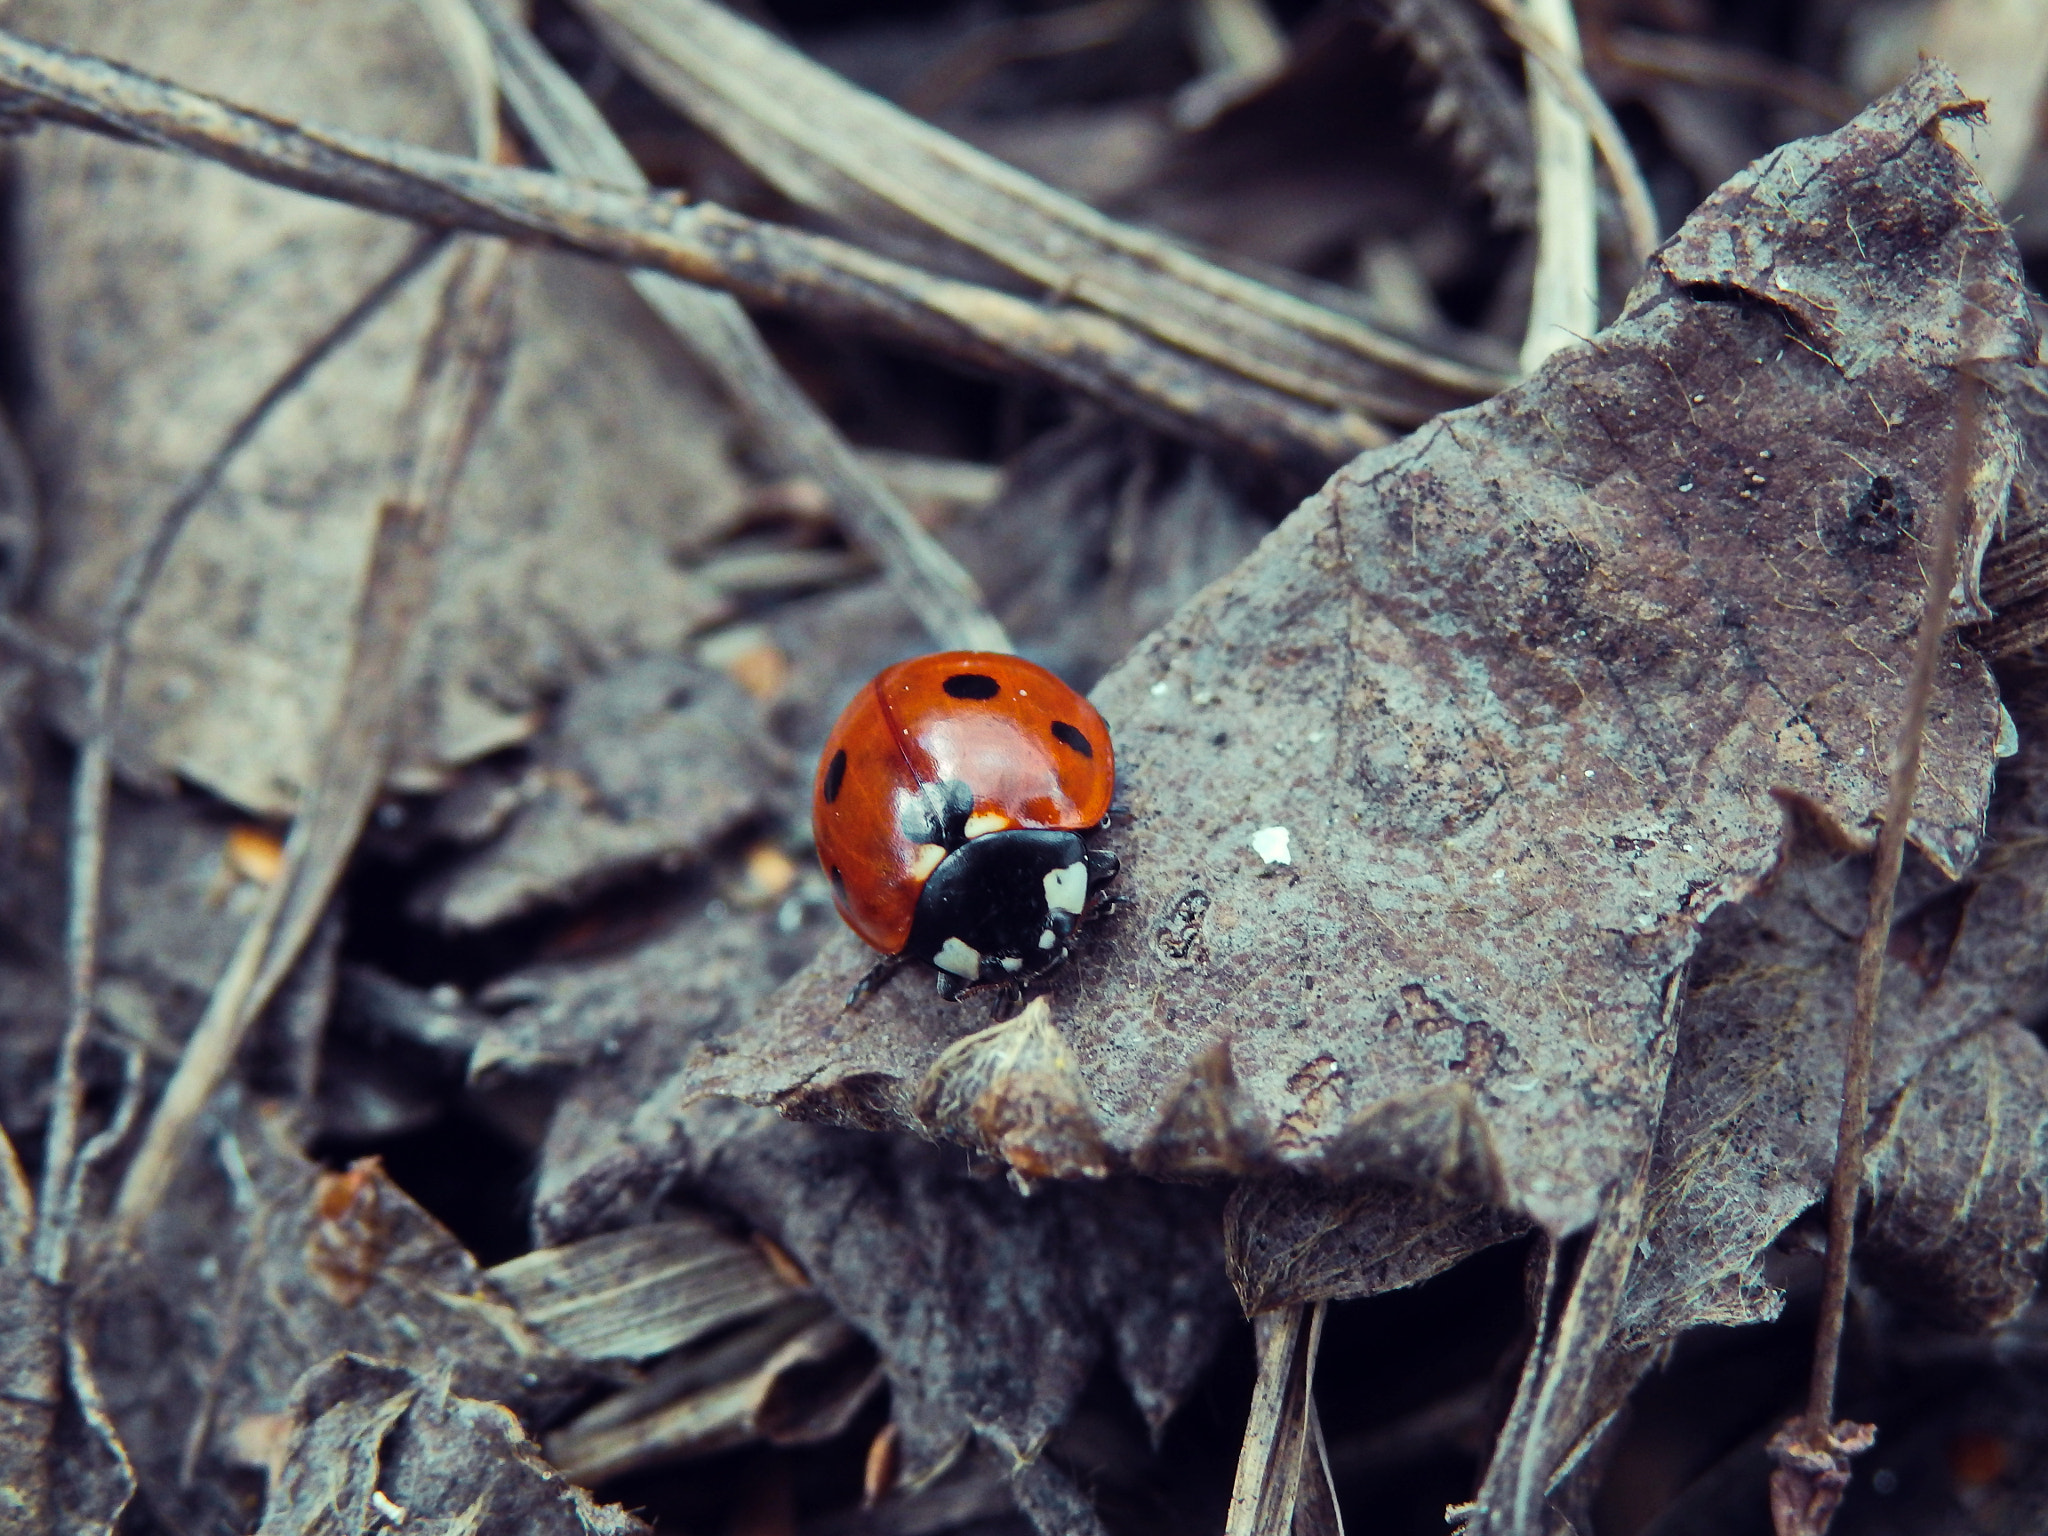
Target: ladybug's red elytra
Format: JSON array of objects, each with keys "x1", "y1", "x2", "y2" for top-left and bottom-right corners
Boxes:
[{"x1": 813, "y1": 651, "x2": 1119, "y2": 1004}]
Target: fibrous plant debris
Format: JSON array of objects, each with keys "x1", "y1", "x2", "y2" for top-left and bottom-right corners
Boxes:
[{"x1": 4, "y1": 2, "x2": 2048, "y2": 1535}]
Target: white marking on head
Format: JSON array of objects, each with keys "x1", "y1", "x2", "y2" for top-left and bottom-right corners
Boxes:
[
  {"x1": 1251, "y1": 826, "x2": 1292, "y2": 865},
  {"x1": 934, "y1": 937, "x2": 982, "y2": 979},
  {"x1": 964, "y1": 811, "x2": 1011, "y2": 839},
  {"x1": 1000, "y1": 955, "x2": 1023, "y2": 973},
  {"x1": 1038, "y1": 928, "x2": 1057, "y2": 950},
  {"x1": 1044, "y1": 861, "x2": 1088, "y2": 915},
  {"x1": 908, "y1": 843, "x2": 946, "y2": 881}
]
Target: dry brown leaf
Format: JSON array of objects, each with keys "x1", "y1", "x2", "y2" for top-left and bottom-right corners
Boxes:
[
  {"x1": 482, "y1": 904, "x2": 1236, "y2": 1485},
  {"x1": 679, "y1": 1100, "x2": 1236, "y2": 1479},
  {"x1": 1615, "y1": 687, "x2": 2048, "y2": 1363},
  {"x1": 710, "y1": 67, "x2": 2029, "y2": 1237},
  {"x1": 255, "y1": 1354, "x2": 645, "y2": 1536},
  {"x1": 80, "y1": 1088, "x2": 587, "y2": 1531},
  {"x1": 411, "y1": 656, "x2": 791, "y2": 931},
  {"x1": 13, "y1": 0, "x2": 743, "y2": 817}
]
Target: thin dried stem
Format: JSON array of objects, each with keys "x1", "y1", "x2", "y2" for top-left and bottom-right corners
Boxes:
[
  {"x1": 0, "y1": 612, "x2": 82, "y2": 677},
  {"x1": 0, "y1": 26, "x2": 1404, "y2": 470},
  {"x1": 27, "y1": 231, "x2": 445, "y2": 1285},
  {"x1": 1503, "y1": 0, "x2": 1599, "y2": 372},
  {"x1": 1479, "y1": 0, "x2": 1661, "y2": 268},
  {"x1": 1775, "y1": 331, "x2": 1983, "y2": 1536},
  {"x1": 470, "y1": 0, "x2": 1010, "y2": 652},
  {"x1": 1810, "y1": 381, "x2": 1978, "y2": 1423},
  {"x1": 109, "y1": 238, "x2": 520, "y2": 1246},
  {"x1": 578, "y1": 0, "x2": 1495, "y2": 403},
  {"x1": 1602, "y1": 28, "x2": 1858, "y2": 124}
]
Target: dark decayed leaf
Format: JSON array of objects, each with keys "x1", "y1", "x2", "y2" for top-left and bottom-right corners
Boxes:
[
  {"x1": 1612, "y1": 679, "x2": 2048, "y2": 1363},
  {"x1": 487, "y1": 899, "x2": 1237, "y2": 1485},
  {"x1": 412, "y1": 657, "x2": 791, "y2": 931},
  {"x1": 255, "y1": 1354, "x2": 645, "y2": 1536},
  {"x1": 82, "y1": 1087, "x2": 587, "y2": 1534},
  {"x1": 479, "y1": 904, "x2": 817, "y2": 1239},
  {"x1": 680, "y1": 1098, "x2": 1236, "y2": 1479},
  {"x1": 0, "y1": 1127, "x2": 132, "y2": 1536},
  {"x1": 712, "y1": 67, "x2": 2029, "y2": 1239}
]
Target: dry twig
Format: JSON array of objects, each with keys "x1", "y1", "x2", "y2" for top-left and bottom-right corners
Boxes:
[
  {"x1": 1768, "y1": 307, "x2": 1990, "y2": 1536},
  {"x1": 1503, "y1": 0, "x2": 1598, "y2": 371},
  {"x1": 469, "y1": 0, "x2": 1011, "y2": 653},
  {"x1": 1478, "y1": 0, "x2": 1661, "y2": 269},
  {"x1": 575, "y1": 0, "x2": 1506, "y2": 410},
  {"x1": 0, "y1": 26, "x2": 1411, "y2": 471},
  {"x1": 1225, "y1": 1301, "x2": 1336, "y2": 1536},
  {"x1": 109, "y1": 237, "x2": 520, "y2": 1245}
]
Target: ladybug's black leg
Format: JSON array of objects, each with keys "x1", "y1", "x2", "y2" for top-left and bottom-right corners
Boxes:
[
  {"x1": 845, "y1": 956, "x2": 903, "y2": 1010},
  {"x1": 935, "y1": 968, "x2": 970, "y2": 1002},
  {"x1": 1084, "y1": 847, "x2": 1119, "y2": 890}
]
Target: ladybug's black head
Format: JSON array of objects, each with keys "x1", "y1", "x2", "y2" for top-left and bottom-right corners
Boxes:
[{"x1": 905, "y1": 828, "x2": 1118, "y2": 1000}]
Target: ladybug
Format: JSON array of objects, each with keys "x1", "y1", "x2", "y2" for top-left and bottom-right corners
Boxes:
[{"x1": 813, "y1": 651, "x2": 1119, "y2": 1003}]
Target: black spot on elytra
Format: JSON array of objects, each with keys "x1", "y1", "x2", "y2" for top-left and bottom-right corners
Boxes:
[
  {"x1": 830, "y1": 866, "x2": 847, "y2": 905},
  {"x1": 1050, "y1": 720, "x2": 1093, "y2": 757},
  {"x1": 943, "y1": 672, "x2": 1001, "y2": 700},
  {"x1": 822, "y1": 749, "x2": 847, "y2": 803}
]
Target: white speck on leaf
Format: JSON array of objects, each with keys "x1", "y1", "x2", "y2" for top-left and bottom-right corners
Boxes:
[{"x1": 1251, "y1": 826, "x2": 1292, "y2": 865}]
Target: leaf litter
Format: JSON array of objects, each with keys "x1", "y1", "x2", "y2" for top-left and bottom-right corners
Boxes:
[
  {"x1": 1, "y1": 2, "x2": 2047, "y2": 1533},
  {"x1": 718, "y1": 65, "x2": 2029, "y2": 1229}
]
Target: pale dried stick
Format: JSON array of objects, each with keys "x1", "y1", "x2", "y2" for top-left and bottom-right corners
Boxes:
[
  {"x1": 1174, "y1": 0, "x2": 1290, "y2": 131},
  {"x1": 1479, "y1": 0, "x2": 1660, "y2": 266},
  {"x1": 470, "y1": 0, "x2": 1011, "y2": 653},
  {"x1": 1506, "y1": 0, "x2": 1598, "y2": 372},
  {"x1": 1225, "y1": 1301, "x2": 1329, "y2": 1536},
  {"x1": 575, "y1": 0, "x2": 1496, "y2": 407},
  {"x1": 108, "y1": 238, "x2": 520, "y2": 1245},
  {"x1": 0, "y1": 28, "x2": 1387, "y2": 470},
  {"x1": 27, "y1": 231, "x2": 445, "y2": 1285}
]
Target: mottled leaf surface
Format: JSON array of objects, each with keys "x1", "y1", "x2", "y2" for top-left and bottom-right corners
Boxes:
[
  {"x1": 413, "y1": 657, "x2": 791, "y2": 931},
  {"x1": 682, "y1": 1100, "x2": 1236, "y2": 1477},
  {"x1": 83, "y1": 1089, "x2": 587, "y2": 1534},
  {"x1": 714, "y1": 68, "x2": 2029, "y2": 1234},
  {"x1": 256, "y1": 1355, "x2": 644, "y2": 1536},
  {"x1": 485, "y1": 913, "x2": 1236, "y2": 1481},
  {"x1": 1616, "y1": 687, "x2": 2048, "y2": 1354}
]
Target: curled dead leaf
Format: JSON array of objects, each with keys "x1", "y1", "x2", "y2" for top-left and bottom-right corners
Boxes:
[{"x1": 710, "y1": 66, "x2": 2031, "y2": 1238}]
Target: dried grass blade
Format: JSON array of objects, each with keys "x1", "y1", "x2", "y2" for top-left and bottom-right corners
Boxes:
[
  {"x1": 107, "y1": 238, "x2": 521, "y2": 1246},
  {"x1": 574, "y1": 0, "x2": 1508, "y2": 413},
  {"x1": 1225, "y1": 1300, "x2": 1326, "y2": 1536},
  {"x1": 470, "y1": 0, "x2": 1009, "y2": 652},
  {"x1": 0, "y1": 27, "x2": 1375, "y2": 471},
  {"x1": 26, "y1": 231, "x2": 446, "y2": 1285}
]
